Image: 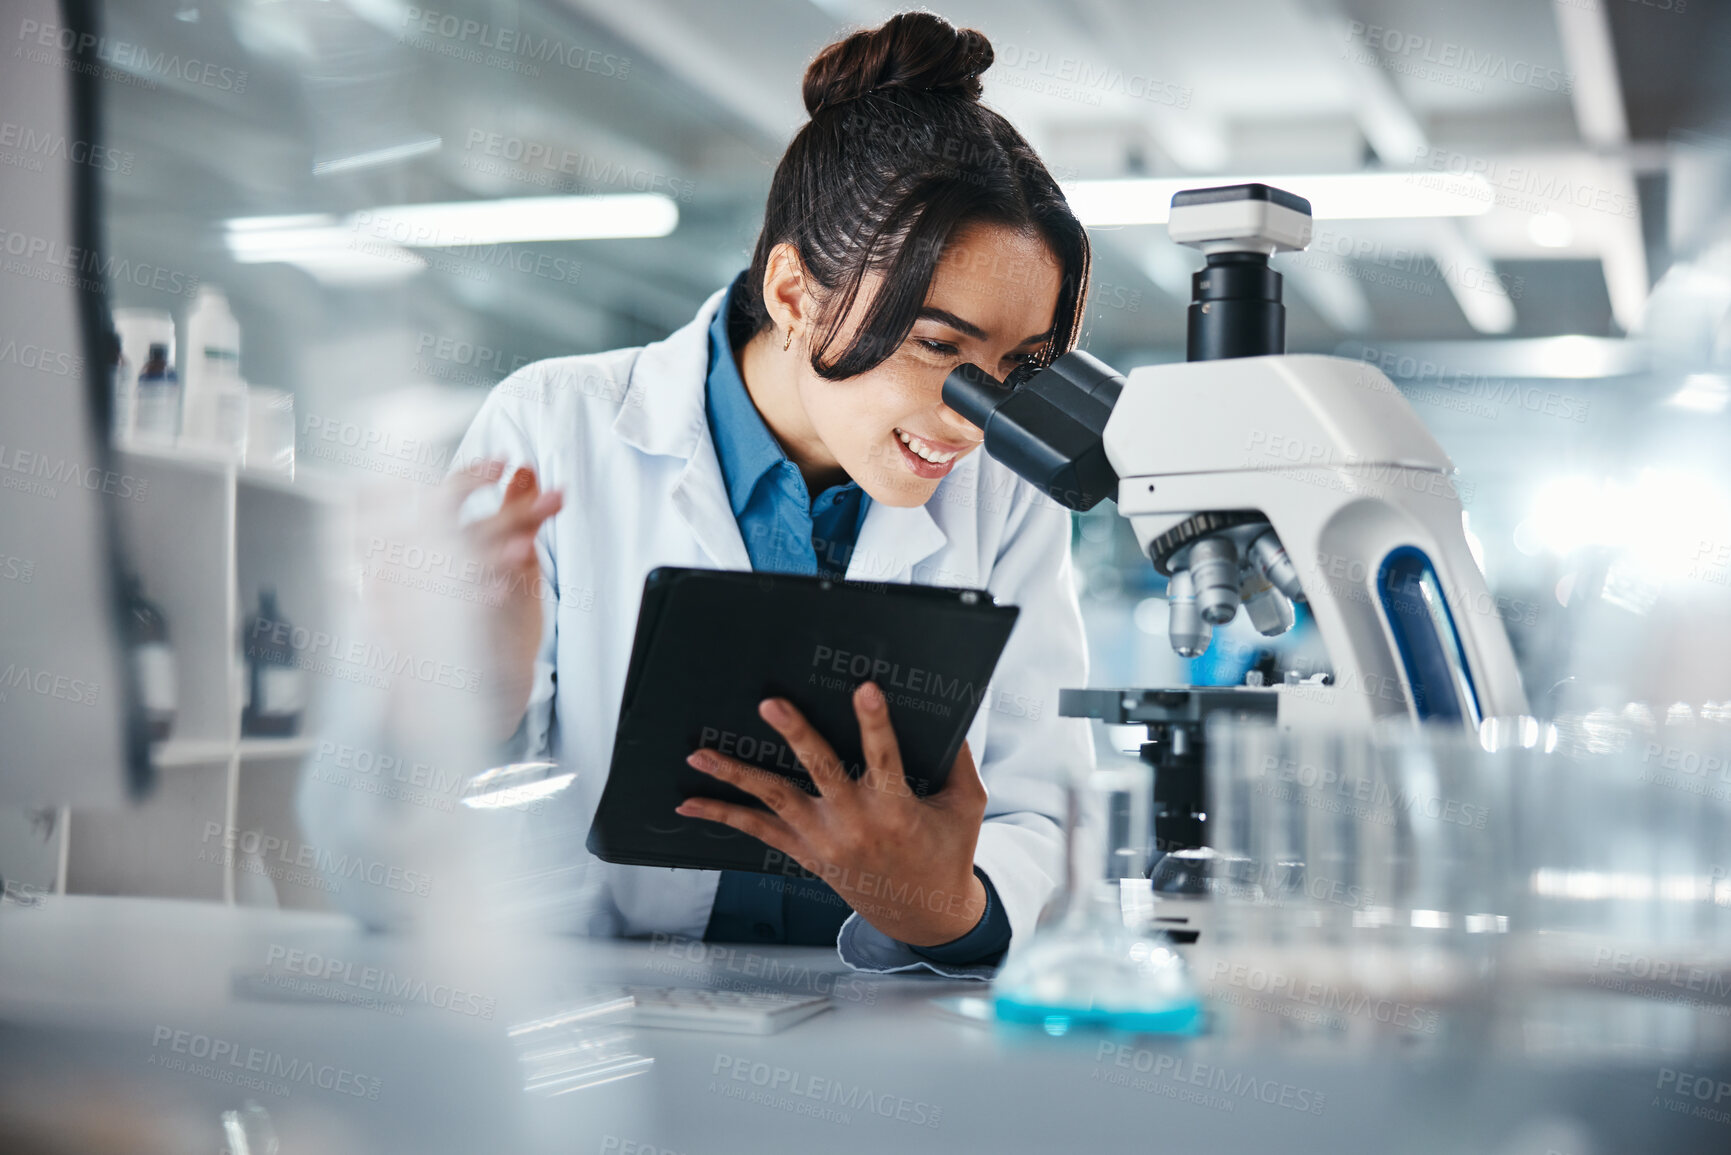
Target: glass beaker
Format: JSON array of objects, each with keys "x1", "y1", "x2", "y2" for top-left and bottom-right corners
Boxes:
[{"x1": 992, "y1": 754, "x2": 1204, "y2": 1035}]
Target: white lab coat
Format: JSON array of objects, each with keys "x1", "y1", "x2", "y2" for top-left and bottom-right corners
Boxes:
[{"x1": 448, "y1": 285, "x2": 1091, "y2": 976}]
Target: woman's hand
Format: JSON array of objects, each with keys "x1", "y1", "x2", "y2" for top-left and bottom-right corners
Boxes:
[
  {"x1": 452, "y1": 461, "x2": 563, "y2": 740},
  {"x1": 677, "y1": 682, "x2": 990, "y2": 947}
]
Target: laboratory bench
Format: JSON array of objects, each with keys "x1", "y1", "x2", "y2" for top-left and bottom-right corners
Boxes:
[{"x1": 2, "y1": 895, "x2": 1728, "y2": 1154}]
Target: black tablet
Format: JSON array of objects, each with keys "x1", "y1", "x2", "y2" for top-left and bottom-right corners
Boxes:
[{"x1": 586, "y1": 567, "x2": 1020, "y2": 874}]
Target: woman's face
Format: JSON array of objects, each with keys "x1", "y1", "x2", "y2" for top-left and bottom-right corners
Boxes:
[{"x1": 797, "y1": 223, "x2": 1064, "y2": 508}]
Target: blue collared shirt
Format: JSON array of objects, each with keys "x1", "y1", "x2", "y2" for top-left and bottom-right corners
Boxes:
[
  {"x1": 703, "y1": 273, "x2": 869, "y2": 579},
  {"x1": 700, "y1": 272, "x2": 1010, "y2": 966}
]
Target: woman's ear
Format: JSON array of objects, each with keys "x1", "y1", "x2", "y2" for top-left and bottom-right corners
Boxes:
[{"x1": 761, "y1": 241, "x2": 813, "y2": 334}]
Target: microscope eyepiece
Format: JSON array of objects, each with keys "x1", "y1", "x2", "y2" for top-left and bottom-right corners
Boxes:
[
  {"x1": 940, "y1": 350, "x2": 1124, "y2": 511},
  {"x1": 940, "y1": 361, "x2": 1012, "y2": 432}
]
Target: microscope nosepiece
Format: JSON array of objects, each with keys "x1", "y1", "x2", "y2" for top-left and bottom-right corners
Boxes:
[
  {"x1": 1166, "y1": 568, "x2": 1213, "y2": 658},
  {"x1": 1186, "y1": 536, "x2": 1242, "y2": 626}
]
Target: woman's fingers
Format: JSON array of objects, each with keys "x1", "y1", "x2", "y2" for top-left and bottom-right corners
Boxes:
[
  {"x1": 851, "y1": 682, "x2": 907, "y2": 800},
  {"x1": 687, "y1": 750, "x2": 815, "y2": 820},
  {"x1": 475, "y1": 490, "x2": 563, "y2": 555},
  {"x1": 675, "y1": 796, "x2": 801, "y2": 859},
  {"x1": 443, "y1": 459, "x2": 506, "y2": 514},
  {"x1": 758, "y1": 697, "x2": 854, "y2": 796},
  {"x1": 487, "y1": 487, "x2": 563, "y2": 533},
  {"x1": 936, "y1": 739, "x2": 989, "y2": 812},
  {"x1": 452, "y1": 464, "x2": 564, "y2": 560}
]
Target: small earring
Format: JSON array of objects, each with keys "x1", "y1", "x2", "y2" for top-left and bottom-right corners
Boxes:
[{"x1": 782, "y1": 326, "x2": 794, "y2": 352}]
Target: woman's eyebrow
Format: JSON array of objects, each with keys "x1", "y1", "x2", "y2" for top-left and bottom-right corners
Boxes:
[
  {"x1": 917, "y1": 306, "x2": 1053, "y2": 347},
  {"x1": 916, "y1": 306, "x2": 986, "y2": 339}
]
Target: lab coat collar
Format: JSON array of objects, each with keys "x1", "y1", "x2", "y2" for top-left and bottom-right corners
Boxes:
[
  {"x1": 846, "y1": 499, "x2": 949, "y2": 583},
  {"x1": 613, "y1": 285, "x2": 726, "y2": 459},
  {"x1": 615, "y1": 285, "x2": 948, "y2": 581}
]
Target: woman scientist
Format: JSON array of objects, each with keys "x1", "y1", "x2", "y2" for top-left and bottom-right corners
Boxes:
[{"x1": 454, "y1": 12, "x2": 1093, "y2": 977}]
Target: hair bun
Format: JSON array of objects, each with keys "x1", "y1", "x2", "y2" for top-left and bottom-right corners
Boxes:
[{"x1": 803, "y1": 12, "x2": 993, "y2": 116}]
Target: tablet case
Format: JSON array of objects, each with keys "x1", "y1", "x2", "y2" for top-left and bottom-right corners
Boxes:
[{"x1": 586, "y1": 567, "x2": 1020, "y2": 874}]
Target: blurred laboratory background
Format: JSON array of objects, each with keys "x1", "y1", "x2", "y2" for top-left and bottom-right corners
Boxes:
[{"x1": 24, "y1": 0, "x2": 1731, "y2": 904}]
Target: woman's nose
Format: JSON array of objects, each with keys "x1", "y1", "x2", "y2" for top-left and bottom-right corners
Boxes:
[
  {"x1": 935, "y1": 400, "x2": 983, "y2": 440},
  {"x1": 934, "y1": 363, "x2": 994, "y2": 438}
]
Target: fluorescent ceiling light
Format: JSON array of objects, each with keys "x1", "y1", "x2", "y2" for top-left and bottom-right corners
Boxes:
[
  {"x1": 314, "y1": 135, "x2": 443, "y2": 177},
  {"x1": 350, "y1": 194, "x2": 678, "y2": 246},
  {"x1": 225, "y1": 220, "x2": 344, "y2": 257},
  {"x1": 225, "y1": 214, "x2": 332, "y2": 232},
  {"x1": 224, "y1": 216, "x2": 426, "y2": 286},
  {"x1": 225, "y1": 192, "x2": 678, "y2": 284},
  {"x1": 1062, "y1": 173, "x2": 1493, "y2": 226}
]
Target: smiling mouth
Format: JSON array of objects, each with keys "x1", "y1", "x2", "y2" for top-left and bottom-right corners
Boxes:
[{"x1": 894, "y1": 428, "x2": 971, "y2": 465}]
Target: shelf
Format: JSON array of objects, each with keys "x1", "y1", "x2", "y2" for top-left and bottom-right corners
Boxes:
[
  {"x1": 148, "y1": 735, "x2": 317, "y2": 767},
  {"x1": 113, "y1": 439, "x2": 237, "y2": 478},
  {"x1": 238, "y1": 465, "x2": 343, "y2": 504},
  {"x1": 72, "y1": 434, "x2": 341, "y2": 908},
  {"x1": 115, "y1": 441, "x2": 344, "y2": 505},
  {"x1": 150, "y1": 738, "x2": 234, "y2": 768},
  {"x1": 238, "y1": 736, "x2": 315, "y2": 762}
]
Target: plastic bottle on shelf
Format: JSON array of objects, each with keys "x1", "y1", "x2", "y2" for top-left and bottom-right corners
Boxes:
[
  {"x1": 134, "y1": 342, "x2": 181, "y2": 445},
  {"x1": 108, "y1": 328, "x2": 133, "y2": 444},
  {"x1": 112, "y1": 308, "x2": 178, "y2": 446},
  {"x1": 182, "y1": 286, "x2": 248, "y2": 457},
  {"x1": 242, "y1": 587, "x2": 306, "y2": 737},
  {"x1": 123, "y1": 574, "x2": 177, "y2": 742},
  {"x1": 209, "y1": 374, "x2": 251, "y2": 461}
]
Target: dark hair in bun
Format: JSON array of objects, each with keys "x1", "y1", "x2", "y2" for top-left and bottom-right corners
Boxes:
[
  {"x1": 739, "y1": 11, "x2": 1090, "y2": 379},
  {"x1": 802, "y1": 13, "x2": 992, "y2": 113}
]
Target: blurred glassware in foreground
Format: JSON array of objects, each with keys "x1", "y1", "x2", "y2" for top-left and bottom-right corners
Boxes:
[
  {"x1": 507, "y1": 988, "x2": 649, "y2": 1096},
  {"x1": 219, "y1": 1099, "x2": 278, "y2": 1155},
  {"x1": 1193, "y1": 711, "x2": 1731, "y2": 1016},
  {"x1": 994, "y1": 754, "x2": 1204, "y2": 1035}
]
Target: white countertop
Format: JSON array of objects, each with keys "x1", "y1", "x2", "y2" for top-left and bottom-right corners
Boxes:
[{"x1": 2, "y1": 895, "x2": 1728, "y2": 1154}]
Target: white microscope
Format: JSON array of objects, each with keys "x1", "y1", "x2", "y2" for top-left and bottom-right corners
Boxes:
[{"x1": 943, "y1": 184, "x2": 1528, "y2": 895}]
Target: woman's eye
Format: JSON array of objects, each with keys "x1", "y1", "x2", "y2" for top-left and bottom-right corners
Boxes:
[
  {"x1": 913, "y1": 338, "x2": 959, "y2": 357},
  {"x1": 1004, "y1": 352, "x2": 1037, "y2": 367}
]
